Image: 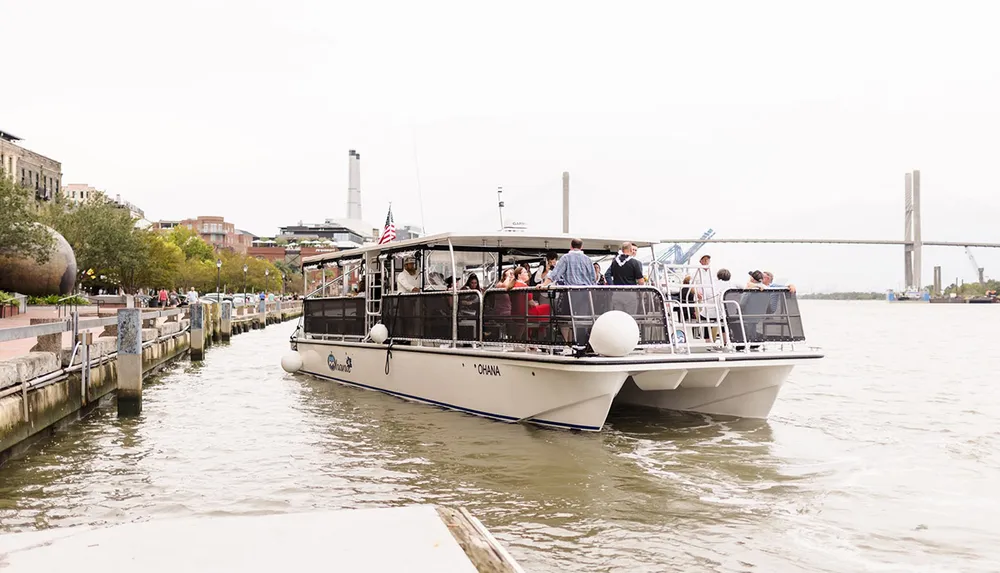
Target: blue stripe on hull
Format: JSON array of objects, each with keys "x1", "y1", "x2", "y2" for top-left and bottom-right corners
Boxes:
[{"x1": 303, "y1": 370, "x2": 604, "y2": 432}]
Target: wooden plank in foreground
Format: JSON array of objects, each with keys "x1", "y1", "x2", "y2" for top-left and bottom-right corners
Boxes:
[{"x1": 437, "y1": 506, "x2": 525, "y2": 573}]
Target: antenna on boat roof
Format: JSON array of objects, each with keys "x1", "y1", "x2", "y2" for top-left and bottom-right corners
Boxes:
[
  {"x1": 497, "y1": 185, "x2": 505, "y2": 230},
  {"x1": 412, "y1": 129, "x2": 428, "y2": 236}
]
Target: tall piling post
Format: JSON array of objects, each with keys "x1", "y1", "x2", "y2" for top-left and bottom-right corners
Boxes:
[
  {"x1": 933, "y1": 266, "x2": 942, "y2": 296},
  {"x1": 190, "y1": 303, "x2": 205, "y2": 360},
  {"x1": 116, "y1": 308, "x2": 143, "y2": 416},
  {"x1": 258, "y1": 297, "x2": 267, "y2": 329},
  {"x1": 211, "y1": 302, "x2": 221, "y2": 343},
  {"x1": 221, "y1": 301, "x2": 232, "y2": 341},
  {"x1": 562, "y1": 171, "x2": 570, "y2": 234}
]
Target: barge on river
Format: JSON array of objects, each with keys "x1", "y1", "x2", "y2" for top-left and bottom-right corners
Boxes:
[{"x1": 285, "y1": 233, "x2": 822, "y2": 431}]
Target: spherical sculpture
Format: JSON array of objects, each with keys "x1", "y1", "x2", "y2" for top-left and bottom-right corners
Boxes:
[
  {"x1": 0, "y1": 226, "x2": 77, "y2": 296},
  {"x1": 281, "y1": 352, "x2": 303, "y2": 373},
  {"x1": 589, "y1": 311, "x2": 640, "y2": 357},
  {"x1": 369, "y1": 323, "x2": 389, "y2": 344}
]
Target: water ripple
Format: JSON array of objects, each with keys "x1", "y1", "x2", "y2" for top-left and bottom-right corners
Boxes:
[{"x1": 3, "y1": 304, "x2": 1000, "y2": 572}]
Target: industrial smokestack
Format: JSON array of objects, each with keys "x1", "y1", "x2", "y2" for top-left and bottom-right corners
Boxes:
[
  {"x1": 562, "y1": 172, "x2": 569, "y2": 233},
  {"x1": 347, "y1": 150, "x2": 362, "y2": 220}
]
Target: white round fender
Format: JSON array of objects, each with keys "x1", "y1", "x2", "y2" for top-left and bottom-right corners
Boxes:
[{"x1": 589, "y1": 311, "x2": 640, "y2": 357}]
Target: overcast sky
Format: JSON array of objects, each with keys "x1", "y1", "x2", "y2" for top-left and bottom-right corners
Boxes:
[{"x1": 4, "y1": 0, "x2": 999, "y2": 292}]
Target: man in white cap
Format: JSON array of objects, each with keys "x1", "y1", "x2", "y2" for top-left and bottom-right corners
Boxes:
[{"x1": 396, "y1": 256, "x2": 421, "y2": 293}]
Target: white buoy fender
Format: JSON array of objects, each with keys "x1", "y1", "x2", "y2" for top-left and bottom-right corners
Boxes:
[
  {"x1": 589, "y1": 311, "x2": 640, "y2": 357},
  {"x1": 281, "y1": 352, "x2": 303, "y2": 373},
  {"x1": 369, "y1": 323, "x2": 389, "y2": 344}
]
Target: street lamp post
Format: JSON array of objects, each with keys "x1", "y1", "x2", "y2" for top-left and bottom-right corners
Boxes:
[
  {"x1": 242, "y1": 264, "x2": 248, "y2": 297},
  {"x1": 216, "y1": 259, "x2": 222, "y2": 297},
  {"x1": 281, "y1": 273, "x2": 286, "y2": 297},
  {"x1": 264, "y1": 268, "x2": 270, "y2": 299}
]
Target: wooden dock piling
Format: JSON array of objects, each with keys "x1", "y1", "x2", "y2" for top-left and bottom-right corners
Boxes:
[{"x1": 116, "y1": 308, "x2": 143, "y2": 416}]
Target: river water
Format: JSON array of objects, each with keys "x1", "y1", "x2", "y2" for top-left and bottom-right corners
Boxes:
[{"x1": 1, "y1": 301, "x2": 998, "y2": 572}]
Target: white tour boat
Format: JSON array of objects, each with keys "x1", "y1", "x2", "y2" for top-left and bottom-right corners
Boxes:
[{"x1": 283, "y1": 232, "x2": 822, "y2": 432}]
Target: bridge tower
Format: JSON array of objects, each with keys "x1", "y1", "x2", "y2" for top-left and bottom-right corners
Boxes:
[{"x1": 903, "y1": 170, "x2": 923, "y2": 289}]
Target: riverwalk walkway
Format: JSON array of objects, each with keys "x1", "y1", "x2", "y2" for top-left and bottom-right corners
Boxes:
[
  {"x1": 0, "y1": 300, "x2": 302, "y2": 466},
  {"x1": 0, "y1": 306, "x2": 108, "y2": 361}
]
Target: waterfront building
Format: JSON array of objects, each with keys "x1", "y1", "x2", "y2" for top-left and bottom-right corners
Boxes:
[
  {"x1": 63, "y1": 183, "x2": 99, "y2": 203},
  {"x1": 64, "y1": 184, "x2": 145, "y2": 219},
  {"x1": 154, "y1": 216, "x2": 254, "y2": 254},
  {"x1": 0, "y1": 129, "x2": 62, "y2": 201},
  {"x1": 277, "y1": 219, "x2": 375, "y2": 248}
]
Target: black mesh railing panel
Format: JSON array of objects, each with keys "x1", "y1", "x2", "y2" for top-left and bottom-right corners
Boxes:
[
  {"x1": 482, "y1": 287, "x2": 669, "y2": 347},
  {"x1": 381, "y1": 292, "x2": 481, "y2": 342},
  {"x1": 304, "y1": 297, "x2": 366, "y2": 336},
  {"x1": 722, "y1": 289, "x2": 805, "y2": 343}
]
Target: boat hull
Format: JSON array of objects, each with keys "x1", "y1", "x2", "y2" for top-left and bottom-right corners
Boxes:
[
  {"x1": 294, "y1": 340, "x2": 630, "y2": 431},
  {"x1": 292, "y1": 339, "x2": 819, "y2": 430},
  {"x1": 613, "y1": 363, "x2": 794, "y2": 419}
]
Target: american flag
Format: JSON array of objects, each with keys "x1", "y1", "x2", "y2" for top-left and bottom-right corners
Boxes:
[{"x1": 378, "y1": 206, "x2": 396, "y2": 244}]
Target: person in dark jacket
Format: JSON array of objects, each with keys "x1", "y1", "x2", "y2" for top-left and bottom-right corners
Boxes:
[{"x1": 605, "y1": 242, "x2": 645, "y2": 313}]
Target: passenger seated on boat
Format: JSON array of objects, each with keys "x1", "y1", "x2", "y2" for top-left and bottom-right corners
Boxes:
[
  {"x1": 461, "y1": 274, "x2": 482, "y2": 292},
  {"x1": 356, "y1": 276, "x2": 366, "y2": 297},
  {"x1": 486, "y1": 269, "x2": 514, "y2": 339},
  {"x1": 396, "y1": 257, "x2": 421, "y2": 293},
  {"x1": 509, "y1": 267, "x2": 550, "y2": 341},
  {"x1": 458, "y1": 274, "x2": 482, "y2": 317},
  {"x1": 746, "y1": 270, "x2": 765, "y2": 290}
]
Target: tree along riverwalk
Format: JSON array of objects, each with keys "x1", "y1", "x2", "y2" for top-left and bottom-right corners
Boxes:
[{"x1": 0, "y1": 299, "x2": 303, "y2": 466}]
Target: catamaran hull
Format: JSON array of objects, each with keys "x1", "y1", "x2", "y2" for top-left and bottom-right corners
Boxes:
[
  {"x1": 613, "y1": 363, "x2": 795, "y2": 419},
  {"x1": 293, "y1": 340, "x2": 630, "y2": 431},
  {"x1": 291, "y1": 339, "x2": 817, "y2": 430}
]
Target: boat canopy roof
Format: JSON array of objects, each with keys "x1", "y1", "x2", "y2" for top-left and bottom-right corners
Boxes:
[{"x1": 301, "y1": 232, "x2": 657, "y2": 269}]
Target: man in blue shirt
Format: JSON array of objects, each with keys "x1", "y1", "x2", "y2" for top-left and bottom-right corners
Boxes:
[
  {"x1": 541, "y1": 239, "x2": 595, "y2": 349},
  {"x1": 543, "y1": 238, "x2": 595, "y2": 288},
  {"x1": 762, "y1": 271, "x2": 796, "y2": 314}
]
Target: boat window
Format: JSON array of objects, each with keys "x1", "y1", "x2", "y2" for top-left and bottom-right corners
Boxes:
[{"x1": 420, "y1": 250, "x2": 499, "y2": 291}]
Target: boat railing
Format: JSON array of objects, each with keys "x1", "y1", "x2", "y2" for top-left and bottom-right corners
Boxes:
[
  {"x1": 482, "y1": 285, "x2": 670, "y2": 350},
  {"x1": 381, "y1": 290, "x2": 485, "y2": 344},
  {"x1": 303, "y1": 296, "x2": 367, "y2": 337},
  {"x1": 722, "y1": 289, "x2": 805, "y2": 344},
  {"x1": 300, "y1": 286, "x2": 806, "y2": 354}
]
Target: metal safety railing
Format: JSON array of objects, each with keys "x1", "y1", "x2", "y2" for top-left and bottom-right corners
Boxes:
[
  {"x1": 296, "y1": 279, "x2": 807, "y2": 356},
  {"x1": 0, "y1": 307, "x2": 195, "y2": 419}
]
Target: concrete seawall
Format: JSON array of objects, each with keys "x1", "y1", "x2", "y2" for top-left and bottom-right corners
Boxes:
[{"x1": 0, "y1": 303, "x2": 302, "y2": 467}]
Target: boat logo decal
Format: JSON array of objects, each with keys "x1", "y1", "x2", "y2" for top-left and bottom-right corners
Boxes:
[
  {"x1": 475, "y1": 363, "x2": 501, "y2": 377},
  {"x1": 674, "y1": 329, "x2": 687, "y2": 344},
  {"x1": 328, "y1": 353, "x2": 353, "y2": 373}
]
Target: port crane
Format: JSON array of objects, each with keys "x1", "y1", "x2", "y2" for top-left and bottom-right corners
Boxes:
[
  {"x1": 654, "y1": 229, "x2": 716, "y2": 264},
  {"x1": 965, "y1": 247, "x2": 986, "y2": 284}
]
